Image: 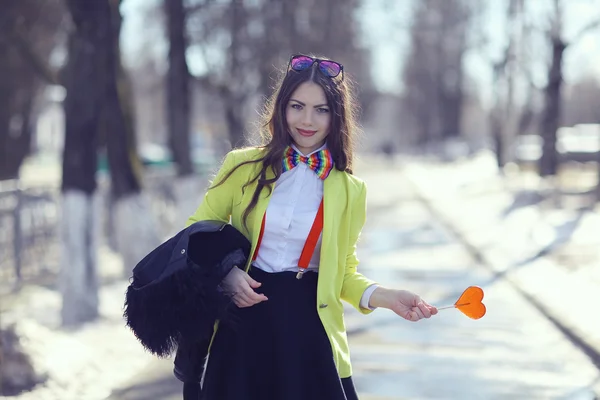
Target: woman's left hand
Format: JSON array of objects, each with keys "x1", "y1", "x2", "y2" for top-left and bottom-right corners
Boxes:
[{"x1": 370, "y1": 288, "x2": 438, "y2": 322}]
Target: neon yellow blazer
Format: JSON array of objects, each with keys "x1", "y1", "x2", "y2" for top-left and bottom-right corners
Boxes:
[{"x1": 186, "y1": 147, "x2": 376, "y2": 378}]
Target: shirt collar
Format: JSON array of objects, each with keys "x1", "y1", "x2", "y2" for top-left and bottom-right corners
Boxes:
[{"x1": 291, "y1": 142, "x2": 328, "y2": 157}]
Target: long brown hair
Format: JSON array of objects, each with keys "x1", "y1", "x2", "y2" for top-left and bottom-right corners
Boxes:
[{"x1": 212, "y1": 54, "x2": 360, "y2": 230}]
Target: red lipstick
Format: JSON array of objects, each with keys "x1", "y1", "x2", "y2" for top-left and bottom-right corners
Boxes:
[{"x1": 297, "y1": 128, "x2": 317, "y2": 137}]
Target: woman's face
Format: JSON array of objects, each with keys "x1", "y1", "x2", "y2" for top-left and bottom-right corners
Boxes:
[{"x1": 285, "y1": 82, "x2": 331, "y2": 155}]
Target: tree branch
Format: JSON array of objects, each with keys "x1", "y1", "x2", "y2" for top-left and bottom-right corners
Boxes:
[
  {"x1": 185, "y1": 0, "x2": 218, "y2": 15},
  {"x1": 5, "y1": 28, "x2": 58, "y2": 85},
  {"x1": 567, "y1": 18, "x2": 600, "y2": 47}
]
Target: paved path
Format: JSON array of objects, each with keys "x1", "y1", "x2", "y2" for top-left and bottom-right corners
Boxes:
[
  {"x1": 401, "y1": 155, "x2": 600, "y2": 370},
  {"x1": 106, "y1": 162, "x2": 600, "y2": 400},
  {"x1": 346, "y1": 164, "x2": 599, "y2": 399}
]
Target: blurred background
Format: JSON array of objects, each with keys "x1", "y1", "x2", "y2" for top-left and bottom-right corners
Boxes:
[{"x1": 1, "y1": 0, "x2": 600, "y2": 399}]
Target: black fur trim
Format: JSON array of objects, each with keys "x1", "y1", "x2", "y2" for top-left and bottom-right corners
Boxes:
[{"x1": 123, "y1": 248, "x2": 246, "y2": 357}]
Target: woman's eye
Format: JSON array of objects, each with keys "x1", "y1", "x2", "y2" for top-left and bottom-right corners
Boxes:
[
  {"x1": 291, "y1": 104, "x2": 302, "y2": 110},
  {"x1": 317, "y1": 107, "x2": 330, "y2": 113}
]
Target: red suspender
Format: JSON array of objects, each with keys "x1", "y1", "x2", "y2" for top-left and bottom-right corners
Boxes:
[
  {"x1": 297, "y1": 199, "x2": 324, "y2": 275},
  {"x1": 251, "y1": 198, "x2": 324, "y2": 279}
]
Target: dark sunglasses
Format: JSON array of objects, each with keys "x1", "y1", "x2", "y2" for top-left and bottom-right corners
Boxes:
[{"x1": 288, "y1": 54, "x2": 344, "y2": 80}]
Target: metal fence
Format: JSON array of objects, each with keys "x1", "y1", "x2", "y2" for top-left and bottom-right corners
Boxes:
[
  {"x1": 0, "y1": 181, "x2": 59, "y2": 291},
  {"x1": 0, "y1": 171, "x2": 192, "y2": 292}
]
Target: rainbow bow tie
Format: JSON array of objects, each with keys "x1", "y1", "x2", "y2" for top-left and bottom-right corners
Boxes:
[{"x1": 282, "y1": 146, "x2": 334, "y2": 180}]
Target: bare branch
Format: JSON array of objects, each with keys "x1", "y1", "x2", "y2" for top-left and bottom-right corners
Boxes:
[
  {"x1": 185, "y1": 0, "x2": 219, "y2": 15},
  {"x1": 567, "y1": 18, "x2": 600, "y2": 47},
  {"x1": 5, "y1": 28, "x2": 58, "y2": 85},
  {"x1": 186, "y1": 4, "x2": 205, "y2": 15}
]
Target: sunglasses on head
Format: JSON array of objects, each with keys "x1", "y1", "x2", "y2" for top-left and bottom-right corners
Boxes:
[{"x1": 288, "y1": 55, "x2": 344, "y2": 80}]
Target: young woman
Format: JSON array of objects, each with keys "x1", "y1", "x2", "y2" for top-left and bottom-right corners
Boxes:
[{"x1": 186, "y1": 54, "x2": 438, "y2": 400}]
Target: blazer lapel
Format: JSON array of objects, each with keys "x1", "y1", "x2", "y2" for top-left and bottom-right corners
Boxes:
[
  {"x1": 246, "y1": 165, "x2": 276, "y2": 270},
  {"x1": 321, "y1": 168, "x2": 343, "y2": 269}
]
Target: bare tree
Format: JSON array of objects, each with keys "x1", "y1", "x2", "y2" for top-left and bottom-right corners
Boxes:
[
  {"x1": 252, "y1": 0, "x2": 371, "y2": 103},
  {"x1": 402, "y1": 25, "x2": 437, "y2": 145},
  {"x1": 489, "y1": 0, "x2": 525, "y2": 169},
  {"x1": 165, "y1": 0, "x2": 193, "y2": 176},
  {"x1": 104, "y1": 0, "x2": 160, "y2": 277},
  {"x1": 185, "y1": 0, "x2": 251, "y2": 148},
  {"x1": 401, "y1": 0, "x2": 475, "y2": 146},
  {"x1": 60, "y1": 0, "x2": 110, "y2": 326},
  {"x1": 0, "y1": 0, "x2": 64, "y2": 180},
  {"x1": 538, "y1": 0, "x2": 600, "y2": 176},
  {"x1": 436, "y1": 0, "x2": 471, "y2": 140},
  {"x1": 562, "y1": 78, "x2": 600, "y2": 126},
  {"x1": 103, "y1": 0, "x2": 142, "y2": 200},
  {"x1": 120, "y1": 0, "x2": 167, "y2": 146},
  {"x1": 60, "y1": 0, "x2": 160, "y2": 325},
  {"x1": 164, "y1": 0, "x2": 211, "y2": 224},
  {"x1": 221, "y1": 0, "x2": 248, "y2": 148},
  {"x1": 0, "y1": 2, "x2": 64, "y2": 389},
  {"x1": 185, "y1": 0, "x2": 369, "y2": 148},
  {"x1": 255, "y1": 0, "x2": 295, "y2": 98}
]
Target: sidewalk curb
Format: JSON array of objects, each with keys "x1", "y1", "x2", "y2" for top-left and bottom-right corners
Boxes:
[{"x1": 403, "y1": 167, "x2": 600, "y2": 372}]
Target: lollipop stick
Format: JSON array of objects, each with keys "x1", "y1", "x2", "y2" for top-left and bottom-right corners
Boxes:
[{"x1": 437, "y1": 302, "x2": 470, "y2": 310}]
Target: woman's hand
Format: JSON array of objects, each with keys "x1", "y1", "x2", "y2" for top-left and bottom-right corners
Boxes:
[
  {"x1": 370, "y1": 288, "x2": 438, "y2": 322},
  {"x1": 221, "y1": 267, "x2": 268, "y2": 308}
]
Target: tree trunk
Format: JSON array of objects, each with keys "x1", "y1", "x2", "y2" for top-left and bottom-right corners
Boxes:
[
  {"x1": 488, "y1": 0, "x2": 523, "y2": 169},
  {"x1": 166, "y1": 0, "x2": 193, "y2": 177},
  {"x1": 165, "y1": 0, "x2": 207, "y2": 225},
  {"x1": 0, "y1": 93, "x2": 33, "y2": 181},
  {"x1": 223, "y1": 89, "x2": 246, "y2": 148},
  {"x1": 59, "y1": 191, "x2": 100, "y2": 325},
  {"x1": 0, "y1": 40, "x2": 35, "y2": 181},
  {"x1": 104, "y1": 0, "x2": 160, "y2": 276},
  {"x1": 439, "y1": 25, "x2": 465, "y2": 140},
  {"x1": 0, "y1": 86, "x2": 13, "y2": 180},
  {"x1": 224, "y1": 0, "x2": 246, "y2": 149},
  {"x1": 490, "y1": 109, "x2": 505, "y2": 169},
  {"x1": 596, "y1": 131, "x2": 600, "y2": 201},
  {"x1": 102, "y1": 0, "x2": 141, "y2": 199},
  {"x1": 596, "y1": 152, "x2": 600, "y2": 201},
  {"x1": 538, "y1": 38, "x2": 565, "y2": 177},
  {"x1": 449, "y1": 61, "x2": 464, "y2": 139},
  {"x1": 60, "y1": 0, "x2": 108, "y2": 326},
  {"x1": 0, "y1": 1, "x2": 50, "y2": 181},
  {"x1": 440, "y1": 79, "x2": 463, "y2": 139}
]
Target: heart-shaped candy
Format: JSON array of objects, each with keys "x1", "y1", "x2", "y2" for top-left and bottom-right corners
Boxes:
[{"x1": 454, "y1": 286, "x2": 486, "y2": 319}]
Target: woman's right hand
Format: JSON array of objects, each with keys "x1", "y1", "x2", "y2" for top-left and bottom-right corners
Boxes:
[{"x1": 221, "y1": 267, "x2": 269, "y2": 308}]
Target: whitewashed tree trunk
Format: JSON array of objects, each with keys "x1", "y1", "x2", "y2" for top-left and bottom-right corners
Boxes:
[
  {"x1": 113, "y1": 192, "x2": 162, "y2": 278},
  {"x1": 60, "y1": 190, "x2": 100, "y2": 326}
]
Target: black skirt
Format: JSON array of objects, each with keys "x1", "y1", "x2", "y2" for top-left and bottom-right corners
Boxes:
[{"x1": 201, "y1": 267, "x2": 359, "y2": 400}]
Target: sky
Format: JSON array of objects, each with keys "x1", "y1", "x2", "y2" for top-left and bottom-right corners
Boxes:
[{"x1": 121, "y1": 0, "x2": 600, "y2": 107}]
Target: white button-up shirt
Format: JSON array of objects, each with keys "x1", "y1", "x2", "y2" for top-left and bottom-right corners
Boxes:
[{"x1": 253, "y1": 143, "x2": 377, "y2": 309}]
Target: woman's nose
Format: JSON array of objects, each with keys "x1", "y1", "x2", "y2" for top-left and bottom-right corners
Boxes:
[{"x1": 302, "y1": 109, "x2": 313, "y2": 126}]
